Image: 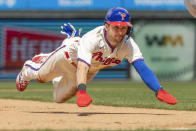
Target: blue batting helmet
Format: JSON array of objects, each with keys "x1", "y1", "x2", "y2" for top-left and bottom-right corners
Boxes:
[{"x1": 104, "y1": 7, "x2": 132, "y2": 26}]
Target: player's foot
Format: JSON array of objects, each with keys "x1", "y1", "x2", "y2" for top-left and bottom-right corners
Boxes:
[{"x1": 16, "y1": 67, "x2": 29, "y2": 92}]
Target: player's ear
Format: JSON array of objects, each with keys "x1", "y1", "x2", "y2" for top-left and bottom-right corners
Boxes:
[{"x1": 104, "y1": 22, "x2": 109, "y2": 31}]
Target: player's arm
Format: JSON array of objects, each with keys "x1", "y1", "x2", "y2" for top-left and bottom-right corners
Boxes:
[
  {"x1": 76, "y1": 35, "x2": 95, "y2": 107},
  {"x1": 132, "y1": 60, "x2": 162, "y2": 92},
  {"x1": 76, "y1": 61, "x2": 92, "y2": 107},
  {"x1": 76, "y1": 61, "x2": 89, "y2": 85},
  {"x1": 128, "y1": 38, "x2": 177, "y2": 105},
  {"x1": 132, "y1": 59, "x2": 177, "y2": 105}
]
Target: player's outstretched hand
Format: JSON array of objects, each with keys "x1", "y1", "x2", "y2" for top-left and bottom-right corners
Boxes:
[
  {"x1": 61, "y1": 23, "x2": 82, "y2": 38},
  {"x1": 156, "y1": 89, "x2": 177, "y2": 105},
  {"x1": 77, "y1": 90, "x2": 92, "y2": 107}
]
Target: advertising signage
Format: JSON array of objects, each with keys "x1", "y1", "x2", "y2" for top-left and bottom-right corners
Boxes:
[
  {"x1": 0, "y1": 0, "x2": 122, "y2": 10},
  {"x1": 125, "y1": 0, "x2": 186, "y2": 10},
  {"x1": 0, "y1": 0, "x2": 186, "y2": 10},
  {"x1": 2, "y1": 26, "x2": 64, "y2": 70},
  {"x1": 131, "y1": 20, "x2": 195, "y2": 81}
]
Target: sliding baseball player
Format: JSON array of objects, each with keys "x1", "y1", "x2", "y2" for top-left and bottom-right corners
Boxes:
[{"x1": 16, "y1": 7, "x2": 177, "y2": 107}]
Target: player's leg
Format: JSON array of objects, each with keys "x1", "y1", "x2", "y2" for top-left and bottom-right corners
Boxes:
[
  {"x1": 32, "y1": 53, "x2": 50, "y2": 64},
  {"x1": 16, "y1": 60, "x2": 41, "y2": 91},
  {"x1": 52, "y1": 72, "x2": 97, "y2": 104},
  {"x1": 37, "y1": 47, "x2": 76, "y2": 83},
  {"x1": 52, "y1": 70, "x2": 97, "y2": 104},
  {"x1": 16, "y1": 52, "x2": 51, "y2": 91},
  {"x1": 16, "y1": 45, "x2": 76, "y2": 91},
  {"x1": 53, "y1": 75, "x2": 77, "y2": 103}
]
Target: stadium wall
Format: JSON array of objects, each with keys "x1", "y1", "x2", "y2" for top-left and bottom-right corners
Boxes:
[{"x1": 0, "y1": 0, "x2": 195, "y2": 81}]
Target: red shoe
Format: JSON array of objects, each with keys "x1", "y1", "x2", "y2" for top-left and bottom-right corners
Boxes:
[
  {"x1": 16, "y1": 70, "x2": 29, "y2": 92},
  {"x1": 76, "y1": 91, "x2": 92, "y2": 107},
  {"x1": 157, "y1": 89, "x2": 177, "y2": 105}
]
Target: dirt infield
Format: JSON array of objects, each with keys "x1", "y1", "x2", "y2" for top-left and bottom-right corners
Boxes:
[{"x1": 0, "y1": 99, "x2": 196, "y2": 130}]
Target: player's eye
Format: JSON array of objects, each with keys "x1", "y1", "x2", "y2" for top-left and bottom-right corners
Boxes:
[
  {"x1": 122, "y1": 27, "x2": 127, "y2": 30},
  {"x1": 113, "y1": 26, "x2": 118, "y2": 30}
]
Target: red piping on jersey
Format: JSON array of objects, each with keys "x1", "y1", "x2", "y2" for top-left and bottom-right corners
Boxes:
[
  {"x1": 104, "y1": 29, "x2": 114, "y2": 53},
  {"x1": 65, "y1": 52, "x2": 77, "y2": 68}
]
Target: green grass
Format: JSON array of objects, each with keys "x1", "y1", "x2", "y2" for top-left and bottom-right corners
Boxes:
[{"x1": 0, "y1": 80, "x2": 196, "y2": 111}]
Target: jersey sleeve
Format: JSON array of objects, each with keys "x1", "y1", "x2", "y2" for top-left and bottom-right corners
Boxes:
[
  {"x1": 77, "y1": 34, "x2": 96, "y2": 67},
  {"x1": 126, "y1": 38, "x2": 144, "y2": 64}
]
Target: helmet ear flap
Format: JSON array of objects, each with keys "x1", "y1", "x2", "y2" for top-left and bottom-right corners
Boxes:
[
  {"x1": 125, "y1": 26, "x2": 134, "y2": 43},
  {"x1": 126, "y1": 26, "x2": 134, "y2": 37}
]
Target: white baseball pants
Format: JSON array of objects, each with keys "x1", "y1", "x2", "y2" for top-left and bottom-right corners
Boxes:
[{"x1": 21, "y1": 45, "x2": 77, "y2": 103}]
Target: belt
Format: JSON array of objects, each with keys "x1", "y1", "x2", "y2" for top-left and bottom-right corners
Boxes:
[{"x1": 64, "y1": 52, "x2": 77, "y2": 68}]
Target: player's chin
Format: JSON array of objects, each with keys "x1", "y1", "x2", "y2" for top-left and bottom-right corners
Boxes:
[{"x1": 115, "y1": 37, "x2": 124, "y2": 43}]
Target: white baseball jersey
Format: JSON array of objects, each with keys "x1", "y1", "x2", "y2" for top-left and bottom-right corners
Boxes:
[
  {"x1": 33, "y1": 25, "x2": 143, "y2": 81},
  {"x1": 77, "y1": 26, "x2": 143, "y2": 73},
  {"x1": 21, "y1": 25, "x2": 144, "y2": 102}
]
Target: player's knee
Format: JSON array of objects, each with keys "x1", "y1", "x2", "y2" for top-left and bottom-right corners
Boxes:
[
  {"x1": 54, "y1": 92, "x2": 77, "y2": 103},
  {"x1": 54, "y1": 98, "x2": 65, "y2": 103},
  {"x1": 54, "y1": 96, "x2": 69, "y2": 103},
  {"x1": 53, "y1": 93, "x2": 65, "y2": 103},
  {"x1": 53, "y1": 86, "x2": 77, "y2": 103},
  {"x1": 36, "y1": 79, "x2": 46, "y2": 83}
]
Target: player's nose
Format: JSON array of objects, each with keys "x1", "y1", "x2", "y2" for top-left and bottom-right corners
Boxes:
[{"x1": 118, "y1": 30, "x2": 123, "y2": 35}]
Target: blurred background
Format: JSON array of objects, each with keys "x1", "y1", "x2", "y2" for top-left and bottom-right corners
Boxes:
[{"x1": 0, "y1": 0, "x2": 194, "y2": 81}]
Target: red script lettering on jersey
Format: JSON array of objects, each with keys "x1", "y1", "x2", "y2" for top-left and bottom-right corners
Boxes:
[{"x1": 92, "y1": 52, "x2": 121, "y2": 65}]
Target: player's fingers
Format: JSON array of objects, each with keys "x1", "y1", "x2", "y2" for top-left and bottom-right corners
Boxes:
[
  {"x1": 79, "y1": 28, "x2": 82, "y2": 32},
  {"x1": 68, "y1": 23, "x2": 76, "y2": 32},
  {"x1": 67, "y1": 22, "x2": 73, "y2": 27},
  {"x1": 60, "y1": 31, "x2": 67, "y2": 35},
  {"x1": 78, "y1": 28, "x2": 82, "y2": 35}
]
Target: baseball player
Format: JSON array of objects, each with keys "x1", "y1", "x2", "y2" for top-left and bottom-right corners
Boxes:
[
  {"x1": 184, "y1": 0, "x2": 196, "y2": 18},
  {"x1": 16, "y1": 7, "x2": 177, "y2": 107}
]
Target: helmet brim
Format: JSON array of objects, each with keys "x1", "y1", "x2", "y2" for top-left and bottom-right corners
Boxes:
[{"x1": 106, "y1": 21, "x2": 132, "y2": 26}]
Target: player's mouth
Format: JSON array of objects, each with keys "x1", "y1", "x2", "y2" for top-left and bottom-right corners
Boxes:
[{"x1": 115, "y1": 35, "x2": 124, "y2": 42}]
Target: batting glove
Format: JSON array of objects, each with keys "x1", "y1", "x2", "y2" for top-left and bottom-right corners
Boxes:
[
  {"x1": 156, "y1": 89, "x2": 177, "y2": 105},
  {"x1": 76, "y1": 83, "x2": 92, "y2": 107},
  {"x1": 61, "y1": 23, "x2": 82, "y2": 38}
]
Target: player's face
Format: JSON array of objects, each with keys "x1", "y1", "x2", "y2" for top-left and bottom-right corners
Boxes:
[{"x1": 105, "y1": 24, "x2": 128, "y2": 44}]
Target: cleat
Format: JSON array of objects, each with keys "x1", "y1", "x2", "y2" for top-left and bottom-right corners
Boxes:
[{"x1": 16, "y1": 69, "x2": 29, "y2": 92}]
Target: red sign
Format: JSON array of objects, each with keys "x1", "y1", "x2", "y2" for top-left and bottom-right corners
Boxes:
[{"x1": 2, "y1": 26, "x2": 65, "y2": 70}]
